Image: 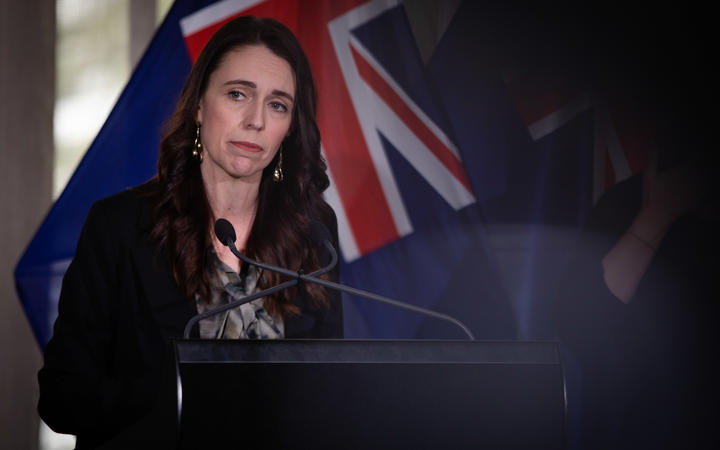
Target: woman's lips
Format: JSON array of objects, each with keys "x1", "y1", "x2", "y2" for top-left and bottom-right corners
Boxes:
[{"x1": 231, "y1": 141, "x2": 263, "y2": 152}]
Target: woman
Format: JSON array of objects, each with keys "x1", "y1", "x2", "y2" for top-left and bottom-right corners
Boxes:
[{"x1": 38, "y1": 16, "x2": 342, "y2": 448}]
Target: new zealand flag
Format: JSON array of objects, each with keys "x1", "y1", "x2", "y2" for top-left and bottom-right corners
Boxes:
[{"x1": 16, "y1": 0, "x2": 520, "y2": 346}]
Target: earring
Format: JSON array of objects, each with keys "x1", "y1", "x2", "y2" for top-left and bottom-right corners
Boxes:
[
  {"x1": 192, "y1": 124, "x2": 203, "y2": 162},
  {"x1": 273, "y1": 147, "x2": 284, "y2": 182}
]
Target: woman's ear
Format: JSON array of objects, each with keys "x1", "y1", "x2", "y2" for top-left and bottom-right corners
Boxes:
[{"x1": 195, "y1": 101, "x2": 203, "y2": 125}]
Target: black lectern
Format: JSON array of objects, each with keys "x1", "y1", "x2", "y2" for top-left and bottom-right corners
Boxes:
[{"x1": 174, "y1": 340, "x2": 565, "y2": 449}]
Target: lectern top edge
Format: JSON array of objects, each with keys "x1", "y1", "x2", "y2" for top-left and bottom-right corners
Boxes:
[{"x1": 174, "y1": 339, "x2": 561, "y2": 365}]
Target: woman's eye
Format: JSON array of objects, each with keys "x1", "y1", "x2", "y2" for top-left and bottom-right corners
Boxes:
[
  {"x1": 269, "y1": 101, "x2": 288, "y2": 113},
  {"x1": 228, "y1": 90, "x2": 246, "y2": 100}
]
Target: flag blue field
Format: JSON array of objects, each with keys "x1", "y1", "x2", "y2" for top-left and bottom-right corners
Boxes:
[{"x1": 15, "y1": 0, "x2": 213, "y2": 347}]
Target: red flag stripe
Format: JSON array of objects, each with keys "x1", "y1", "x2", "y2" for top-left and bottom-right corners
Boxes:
[
  {"x1": 350, "y1": 45, "x2": 473, "y2": 194},
  {"x1": 301, "y1": 0, "x2": 401, "y2": 256}
]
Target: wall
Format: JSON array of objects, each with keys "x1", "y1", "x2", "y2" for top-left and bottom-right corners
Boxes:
[{"x1": 0, "y1": 0, "x2": 55, "y2": 449}]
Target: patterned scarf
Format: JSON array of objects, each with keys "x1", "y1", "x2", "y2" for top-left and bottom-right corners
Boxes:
[{"x1": 195, "y1": 247, "x2": 284, "y2": 339}]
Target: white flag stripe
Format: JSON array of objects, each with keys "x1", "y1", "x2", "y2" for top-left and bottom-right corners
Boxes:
[
  {"x1": 367, "y1": 82, "x2": 476, "y2": 209},
  {"x1": 321, "y1": 145, "x2": 361, "y2": 263},
  {"x1": 179, "y1": 0, "x2": 264, "y2": 37},
  {"x1": 335, "y1": 0, "x2": 400, "y2": 30},
  {"x1": 596, "y1": 104, "x2": 632, "y2": 182},
  {"x1": 328, "y1": 1, "x2": 414, "y2": 239},
  {"x1": 528, "y1": 92, "x2": 592, "y2": 141},
  {"x1": 349, "y1": 35, "x2": 462, "y2": 159}
]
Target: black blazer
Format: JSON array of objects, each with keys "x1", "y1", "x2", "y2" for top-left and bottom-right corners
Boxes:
[{"x1": 38, "y1": 182, "x2": 343, "y2": 449}]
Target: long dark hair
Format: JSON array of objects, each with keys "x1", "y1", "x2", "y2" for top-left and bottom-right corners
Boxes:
[{"x1": 149, "y1": 16, "x2": 333, "y2": 317}]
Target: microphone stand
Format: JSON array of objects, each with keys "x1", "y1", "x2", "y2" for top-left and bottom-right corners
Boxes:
[
  {"x1": 223, "y1": 239, "x2": 476, "y2": 341},
  {"x1": 183, "y1": 279, "x2": 297, "y2": 339}
]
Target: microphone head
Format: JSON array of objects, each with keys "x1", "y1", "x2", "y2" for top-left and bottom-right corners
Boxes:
[
  {"x1": 309, "y1": 222, "x2": 333, "y2": 267},
  {"x1": 214, "y1": 218, "x2": 237, "y2": 246},
  {"x1": 309, "y1": 221, "x2": 331, "y2": 246}
]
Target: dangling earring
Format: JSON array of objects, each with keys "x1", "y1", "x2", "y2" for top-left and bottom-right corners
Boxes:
[
  {"x1": 192, "y1": 124, "x2": 203, "y2": 162},
  {"x1": 273, "y1": 147, "x2": 284, "y2": 182}
]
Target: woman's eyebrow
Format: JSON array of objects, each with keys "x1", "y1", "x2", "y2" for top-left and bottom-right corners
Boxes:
[
  {"x1": 272, "y1": 89, "x2": 294, "y2": 103},
  {"x1": 223, "y1": 79, "x2": 256, "y2": 88}
]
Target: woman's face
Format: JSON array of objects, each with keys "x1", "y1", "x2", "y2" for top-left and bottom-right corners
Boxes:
[{"x1": 197, "y1": 44, "x2": 295, "y2": 184}]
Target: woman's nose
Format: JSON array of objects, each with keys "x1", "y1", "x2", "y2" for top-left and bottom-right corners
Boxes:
[{"x1": 243, "y1": 101, "x2": 264, "y2": 130}]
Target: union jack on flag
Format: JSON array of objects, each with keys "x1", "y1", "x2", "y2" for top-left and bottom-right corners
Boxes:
[{"x1": 504, "y1": 68, "x2": 650, "y2": 203}]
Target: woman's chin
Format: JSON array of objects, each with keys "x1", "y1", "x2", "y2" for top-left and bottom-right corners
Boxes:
[{"x1": 226, "y1": 166, "x2": 264, "y2": 183}]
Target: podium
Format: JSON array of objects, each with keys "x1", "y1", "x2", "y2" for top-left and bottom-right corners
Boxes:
[{"x1": 174, "y1": 340, "x2": 566, "y2": 449}]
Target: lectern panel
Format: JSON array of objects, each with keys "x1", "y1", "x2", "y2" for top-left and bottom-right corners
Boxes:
[{"x1": 175, "y1": 340, "x2": 565, "y2": 449}]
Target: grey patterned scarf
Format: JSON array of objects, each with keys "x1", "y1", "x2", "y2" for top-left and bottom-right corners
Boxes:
[{"x1": 195, "y1": 247, "x2": 284, "y2": 339}]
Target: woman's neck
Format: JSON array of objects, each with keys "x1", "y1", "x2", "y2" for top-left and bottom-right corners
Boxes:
[{"x1": 203, "y1": 174, "x2": 260, "y2": 254}]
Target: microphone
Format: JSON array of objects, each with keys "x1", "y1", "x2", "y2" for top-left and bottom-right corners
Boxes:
[
  {"x1": 213, "y1": 219, "x2": 475, "y2": 340},
  {"x1": 213, "y1": 217, "x2": 236, "y2": 246},
  {"x1": 214, "y1": 218, "x2": 337, "y2": 278}
]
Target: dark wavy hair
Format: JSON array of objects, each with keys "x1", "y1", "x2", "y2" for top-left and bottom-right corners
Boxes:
[{"x1": 149, "y1": 16, "x2": 334, "y2": 317}]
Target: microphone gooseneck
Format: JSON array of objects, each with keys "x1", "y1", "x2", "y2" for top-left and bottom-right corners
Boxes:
[
  {"x1": 207, "y1": 219, "x2": 475, "y2": 340},
  {"x1": 309, "y1": 222, "x2": 331, "y2": 246},
  {"x1": 183, "y1": 279, "x2": 297, "y2": 338}
]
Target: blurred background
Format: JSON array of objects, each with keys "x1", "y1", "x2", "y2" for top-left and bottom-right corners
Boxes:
[
  {"x1": 2, "y1": 1, "x2": 171, "y2": 448},
  {"x1": 1, "y1": 1, "x2": 714, "y2": 449}
]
